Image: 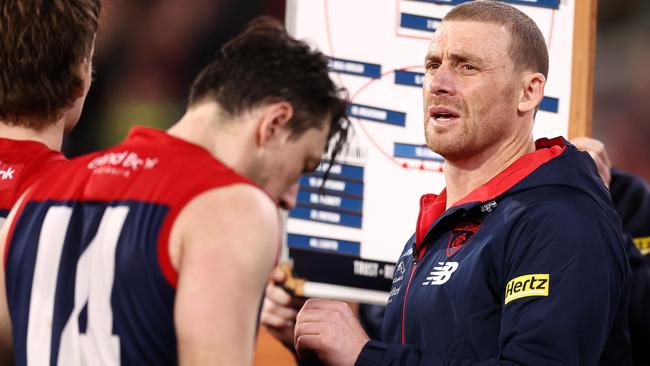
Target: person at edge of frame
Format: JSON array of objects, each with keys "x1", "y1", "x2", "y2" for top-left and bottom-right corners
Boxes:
[
  {"x1": 572, "y1": 137, "x2": 650, "y2": 366},
  {"x1": 0, "y1": 0, "x2": 101, "y2": 228}
]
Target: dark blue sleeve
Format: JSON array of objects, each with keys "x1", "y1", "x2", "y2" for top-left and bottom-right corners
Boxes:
[
  {"x1": 610, "y1": 169, "x2": 650, "y2": 240},
  {"x1": 610, "y1": 169, "x2": 650, "y2": 364},
  {"x1": 355, "y1": 198, "x2": 631, "y2": 365},
  {"x1": 625, "y1": 233, "x2": 650, "y2": 365}
]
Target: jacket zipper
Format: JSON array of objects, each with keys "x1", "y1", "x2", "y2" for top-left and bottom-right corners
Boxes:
[
  {"x1": 402, "y1": 195, "x2": 431, "y2": 345},
  {"x1": 401, "y1": 242, "x2": 419, "y2": 345}
]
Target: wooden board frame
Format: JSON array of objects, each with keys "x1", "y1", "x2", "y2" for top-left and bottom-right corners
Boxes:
[{"x1": 569, "y1": 0, "x2": 598, "y2": 138}]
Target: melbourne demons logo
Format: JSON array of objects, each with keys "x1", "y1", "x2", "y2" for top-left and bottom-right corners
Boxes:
[{"x1": 446, "y1": 220, "x2": 482, "y2": 257}]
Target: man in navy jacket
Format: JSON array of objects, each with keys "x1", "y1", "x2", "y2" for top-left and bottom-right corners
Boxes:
[
  {"x1": 613, "y1": 170, "x2": 650, "y2": 365},
  {"x1": 573, "y1": 137, "x2": 650, "y2": 366},
  {"x1": 350, "y1": 139, "x2": 650, "y2": 363},
  {"x1": 292, "y1": 1, "x2": 631, "y2": 364}
]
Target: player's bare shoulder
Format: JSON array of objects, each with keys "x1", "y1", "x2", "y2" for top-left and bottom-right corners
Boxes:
[{"x1": 168, "y1": 183, "x2": 280, "y2": 270}]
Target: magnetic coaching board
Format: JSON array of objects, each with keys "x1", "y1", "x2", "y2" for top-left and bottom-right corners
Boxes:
[{"x1": 283, "y1": 0, "x2": 596, "y2": 304}]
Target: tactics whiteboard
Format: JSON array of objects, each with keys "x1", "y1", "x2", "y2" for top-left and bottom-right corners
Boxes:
[{"x1": 283, "y1": 0, "x2": 595, "y2": 304}]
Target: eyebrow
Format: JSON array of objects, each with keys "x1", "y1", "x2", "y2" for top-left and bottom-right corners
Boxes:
[{"x1": 425, "y1": 51, "x2": 486, "y2": 65}]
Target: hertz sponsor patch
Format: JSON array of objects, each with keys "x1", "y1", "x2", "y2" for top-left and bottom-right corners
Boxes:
[
  {"x1": 504, "y1": 274, "x2": 549, "y2": 304},
  {"x1": 634, "y1": 236, "x2": 650, "y2": 255}
]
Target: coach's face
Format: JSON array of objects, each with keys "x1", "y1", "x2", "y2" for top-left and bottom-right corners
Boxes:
[{"x1": 422, "y1": 21, "x2": 522, "y2": 162}]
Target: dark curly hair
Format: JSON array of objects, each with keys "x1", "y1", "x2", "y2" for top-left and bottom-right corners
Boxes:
[{"x1": 189, "y1": 16, "x2": 350, "y2": 165}]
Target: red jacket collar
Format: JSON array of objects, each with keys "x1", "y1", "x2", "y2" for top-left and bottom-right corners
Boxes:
[{"x1": 415, "y1": 137, "x2": 567, "y2": 253}]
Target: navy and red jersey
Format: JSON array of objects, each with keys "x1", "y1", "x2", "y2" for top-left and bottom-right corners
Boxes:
[
  {"x1": 357, "y1": 138, "x2": 631, "y2": 365},
  {"x1": 0, "y1": 138, "x2": 67, "y2": 220},
  {"x1": 4, "y1": 127, "x2": 262, "y2": 365}
]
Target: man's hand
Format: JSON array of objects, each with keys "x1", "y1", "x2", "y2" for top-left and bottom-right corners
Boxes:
[
  {"x1": 572, "y1": 137, "x2": 612, "y2": 188},
  {"x1": 294, "y1": 299, "x2": 369, "y2": 366},
  {"x1": 260, "y1": 267, "x2": 305, "y2": 348}
]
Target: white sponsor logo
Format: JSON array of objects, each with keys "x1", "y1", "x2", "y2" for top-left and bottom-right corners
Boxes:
[
  {"x1": 422, "y1": 262, "x2": 459, "y2": 286},
  {"x1": 387, "y1": 286, "x2": 400, "y2": 303},
  {"x1": 0, "y1": 167, "x2": 15, "y2": 180},
  {"x1": 396, "y1": 261, "x2": 406, "y2": 275},
  {"x1": 88, "y1": 151, "x2": 159, "y2": 172}
]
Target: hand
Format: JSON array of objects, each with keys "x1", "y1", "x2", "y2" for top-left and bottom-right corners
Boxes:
[
  {"x1": 294, "y1": 299, "x2": 369, "y2": 366},
  {"x1": 571, "y1": 137, "x2": 612, "y2": 188},
  {"x1": 260, "y1": 266, "x2": 305, "y2": 348}
]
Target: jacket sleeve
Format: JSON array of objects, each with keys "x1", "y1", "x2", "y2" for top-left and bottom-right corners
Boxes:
[
  {"x1": 610, "y1": 169, "x2": 650, "y2": 364},
  {"x1": 610, "y1": 169, "x2": 650, "y2": 240},
  {"x1": 355, "y1": 198, "x2": 631, "y2": 366}
]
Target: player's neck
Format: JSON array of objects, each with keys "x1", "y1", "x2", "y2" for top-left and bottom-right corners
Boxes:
[
  {"x1": 443, "y1": 135, "x2": 535, "y2": 210},
  {"x1": 0, "y1": 119, "x2": 65, "y2": 151},
  {"x1": 168, "y1": 103, "x2": 254, "y2": 173}
]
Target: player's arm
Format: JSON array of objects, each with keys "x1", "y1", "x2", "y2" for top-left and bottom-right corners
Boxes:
[
  {"x1": 172, "y1": 184, "x2": 280, "y2": 366},
  {"x1": 0, "y1": 192, "x2": 28, "y2": 365}
]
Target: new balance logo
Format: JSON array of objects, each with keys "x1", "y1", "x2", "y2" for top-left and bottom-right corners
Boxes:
[
  {"x1": 422, "y1": 262, "x2": 459, "y2": 285},
  {"x1": 0, "y1": 167, "x2": 15, "y2": 180}
]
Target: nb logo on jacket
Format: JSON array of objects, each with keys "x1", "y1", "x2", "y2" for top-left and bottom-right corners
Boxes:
[{"x1": 422, "y1": 262, "x2": 459, "y2": 285}]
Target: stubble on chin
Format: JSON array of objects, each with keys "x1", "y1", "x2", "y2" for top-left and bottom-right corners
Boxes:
[
  {"x1": 423, "y1": 96, "x2": 472, "y2": 159},
  {"x1": 424, "y1": 119, "x2": 473, "y2": 161}
]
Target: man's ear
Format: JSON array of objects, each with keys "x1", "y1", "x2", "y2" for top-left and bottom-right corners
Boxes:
[
  {"x1": 517, "y1": 72, "x2": 545, "y2": 114},
  {"x1": 73, "y1": 60, "x2": 92, "y2": 98},
  {"x1": 256, "y1": 101, "x2": 294, "y2": 148},
  {"x1": 75, "y1": 39, "x2": 95, "y2": 99}
]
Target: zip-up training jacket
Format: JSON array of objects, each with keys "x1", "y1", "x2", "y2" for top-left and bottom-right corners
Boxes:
[{"x1": 356, "y1": 137, "x2": 632, "y2": 365}]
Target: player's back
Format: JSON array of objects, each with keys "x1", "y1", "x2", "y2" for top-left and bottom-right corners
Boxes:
[
  {"x1": 4, "y1": 127, "x2": 256, "y2": 365},
  {"x1": 0, "y1": 138, "x2": 67, "y2": 223}
]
